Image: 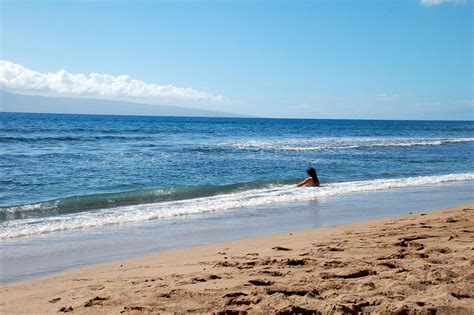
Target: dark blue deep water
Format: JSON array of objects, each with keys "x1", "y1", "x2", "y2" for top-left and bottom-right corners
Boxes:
[{"x1": 1, "y1": 112, "x2": 473, "y2": 239}]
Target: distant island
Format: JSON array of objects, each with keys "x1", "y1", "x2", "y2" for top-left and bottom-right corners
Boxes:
[{"x1": 0, "y1": 90, "x2": 245, "y2": 118}]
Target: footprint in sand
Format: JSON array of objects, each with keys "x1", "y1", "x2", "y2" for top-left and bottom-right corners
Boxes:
[
  {"x1": 272, "y1": 246, "x2": 292, "y2": 251},
  {"x1": 259, "y1": 270, "x2": 283, "y2": 276},
  {"x1": 191, "y1": 274, "x2": 222, "y2": 283},
  {"x1": 122, "y1": 305, "x2": 153, "y2": 312},
  {"x1": 266, "y1": 288, "x2": 319, "y2": 297},
  {"x1": 84, "y1": 296, "x2": 109, "y2": 307},
  {"x1": 285, "y1": 258, "x2": 306, "y2": 266},
  {"x1": 451, "y1": 292, "x2": 471, "y2": 299},
  {"x1": 327, "y1": 246, "x2": 344, "y2": 252},
  {"x1": 321, "y1": 269, "x2": 376, "y2": 279},
  {"x1": 214, "y1": 260, "x2": 239, "y2": 267},
  {"x1": 59, "y1": 306, "x2": 73, "y2": 312},
  {"x1": 224, "y1": 296, "x2": 262, "y2": 306},
  {"x1": 378, "y1": 261, "x2": 398, "y2": 269},
  {"x1": 322, "y1": 260, "x2": 348, "y2": 269},
  {"x1": 248, "y1": 279, "x2": 273, "y2": 286},
  {"x1": 223, "y1": 292, "x2": 247, "y2": 298}
]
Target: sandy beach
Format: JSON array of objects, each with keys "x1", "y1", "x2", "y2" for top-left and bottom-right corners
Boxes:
[{"x1": 1, "y1": 204, "x2": 473, "y2": 314}]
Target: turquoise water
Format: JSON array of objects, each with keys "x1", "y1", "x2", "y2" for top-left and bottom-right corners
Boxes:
[{"x1": 1, "y1": 112, "x2": 473, "y2": 238}]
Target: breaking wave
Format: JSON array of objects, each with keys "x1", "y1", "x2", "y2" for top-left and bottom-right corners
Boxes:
[{"x1": 1, "y1": 172, "x2": 472, "y2": 239}]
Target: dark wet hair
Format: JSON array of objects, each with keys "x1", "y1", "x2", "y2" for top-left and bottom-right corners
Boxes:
[{"x1": 307, "y1": 167, "x2": 318, "y2": 182}]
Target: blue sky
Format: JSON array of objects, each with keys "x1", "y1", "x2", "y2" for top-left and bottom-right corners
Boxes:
[{"x1": 1, "y1": 0, "x2": 472, "y2": 119}]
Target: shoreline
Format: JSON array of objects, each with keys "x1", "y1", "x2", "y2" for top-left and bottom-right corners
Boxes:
[
  {"x1": 2, "y1": 180, "x2": 472, "y2": 285},
  {"x1": 1, "y1": 203, "x2": 473, "y2": 313}
]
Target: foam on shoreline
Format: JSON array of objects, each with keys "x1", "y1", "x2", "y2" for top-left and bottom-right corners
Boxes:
[{"x1": 1, "y1": 172, "x2": 472, "y2": 239}]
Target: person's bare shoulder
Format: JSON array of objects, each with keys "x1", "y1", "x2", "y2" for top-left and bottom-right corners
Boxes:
[{"x1": 297, "y1": 177, "x2": 312, "y2": 187}]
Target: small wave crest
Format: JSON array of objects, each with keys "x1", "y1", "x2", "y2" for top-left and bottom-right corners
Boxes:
[
  {"x1": 1, "y1": 172, "x2": 472, "y2": 239},
  {"x1": 219, "y1": 137, "x2": 474, "y2": 152},
  {"x1": 0, "y1": 135, "x2": 154, "y2": 143},
  {"x1": 0, "y1": 181, "x2": 285, "y2": 221}
]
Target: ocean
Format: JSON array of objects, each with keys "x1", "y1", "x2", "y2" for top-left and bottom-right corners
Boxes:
[{"x1": 1, "y1": 112, "x2": 473, "y2": 282}]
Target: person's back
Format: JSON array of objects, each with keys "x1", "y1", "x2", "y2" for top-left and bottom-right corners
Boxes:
[{"x1": 297, "y1": 167, "x2": 320, "y2": 187}]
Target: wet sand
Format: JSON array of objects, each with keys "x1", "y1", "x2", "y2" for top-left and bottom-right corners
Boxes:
[{"x1": 1, "y1": 204, "x2": 473, "y2": 314}]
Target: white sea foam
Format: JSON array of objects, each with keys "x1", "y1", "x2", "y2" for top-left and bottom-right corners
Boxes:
[
  {"x1": 1, "y1": 172, "x2": 473, "y2": 239},
  {"x1": 226, "y1": 137, "x2": 474, "y2": 152}
]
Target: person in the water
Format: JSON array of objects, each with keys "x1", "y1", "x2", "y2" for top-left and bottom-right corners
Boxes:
[{"x1": 297, "y1": 167, "x2": 320, "y2": 187}]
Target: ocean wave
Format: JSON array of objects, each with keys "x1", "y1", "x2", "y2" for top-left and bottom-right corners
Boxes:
[
  {"x1": 0, "y1": 181, "x2": 281, "y2": 221},
  {"x1": 0, "y1": 135, "x2": 155, "y2": 143},
  {"x1": 222, "y1": 137, "x2": 474, "y2": 152},
  {"x1": 1, "y1": 172, "x2": 472, "y2": 239}
]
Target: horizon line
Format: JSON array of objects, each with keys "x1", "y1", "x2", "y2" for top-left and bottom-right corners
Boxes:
[{"x1": 2, "y1": 111, "x2": 473, "y2": 122}]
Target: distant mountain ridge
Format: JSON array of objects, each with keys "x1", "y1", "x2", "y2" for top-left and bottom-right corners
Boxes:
[{"x1": 0, "y1": 90, "x2": 245, "y2": 118}]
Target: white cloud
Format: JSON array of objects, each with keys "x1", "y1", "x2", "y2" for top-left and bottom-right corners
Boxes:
[
  {"x1": 0, "y1": 60, "x2": 227, "y2": 105},
  {"x1": 375, "y1": 93, "x2": 399, "y2": 101},
  {"x1": 420, "y1": 0, "x2": 467, "y2": 6}
]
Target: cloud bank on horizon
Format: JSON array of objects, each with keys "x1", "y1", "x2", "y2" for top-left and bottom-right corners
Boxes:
[
  {"x1": 420, "y1": 0, "x2": 467, "y2": 6},
  {"x1": 0, "y1": 60, "x2": 228, "y2": 106}
]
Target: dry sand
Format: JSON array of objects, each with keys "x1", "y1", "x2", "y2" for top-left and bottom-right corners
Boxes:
[{"x1": 1, "y1": 204, "x2": 473, "y2": 314}]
